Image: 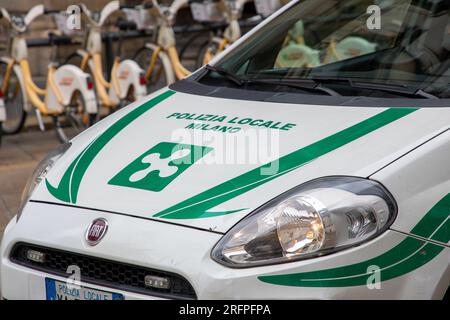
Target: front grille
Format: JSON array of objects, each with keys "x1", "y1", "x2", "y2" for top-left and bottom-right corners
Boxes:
[{"x1": 10, "y1": 243, "x2": 196, "y2": 299}]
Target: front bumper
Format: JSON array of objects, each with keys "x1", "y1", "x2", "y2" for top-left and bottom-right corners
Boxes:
[{"x1": 1, "y1": 201, "x2": 448, "y2": 299}]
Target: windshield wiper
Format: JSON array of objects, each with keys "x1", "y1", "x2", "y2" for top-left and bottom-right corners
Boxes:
[
  {"x1": 242, "y1": 78, "x2": 341, "y2": 96},
  {"x1": 352, "y1": 81, "x2": 439, "y2": 99},
  {"x1": 202, "y1": 66, "x2": 439, "y2": 99},
  {"x1": 203, "y1": 65, "x2": 339, "y2": 96},
  {"x1": 203, "y1": 65, "x2": 244, "y2": 86},
  {"x1": 311, "y1": 77, "x2": 439, "y2": 99}
]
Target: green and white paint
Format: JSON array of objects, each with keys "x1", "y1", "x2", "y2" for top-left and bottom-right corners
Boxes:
[
  {"x1": 153, "y1": 108, "x2": 417, "y2": 219},
  {"x1": 109, "y1": 142, "x2": 212, "y2": 192},
  {"x1": 17, "y1": 85, "x2": 450, "y2": 299},
  {"x1": 46, "y1": 90, "x2": 176, "y2": 203}
]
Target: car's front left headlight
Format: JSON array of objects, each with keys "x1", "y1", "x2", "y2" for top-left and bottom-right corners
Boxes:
[
  {"x1": 16, "y1": 142, "x2": 71, "y2": 221},
  {"x1": 212, "y1": 176, "x2": 396, "y2": 268}
]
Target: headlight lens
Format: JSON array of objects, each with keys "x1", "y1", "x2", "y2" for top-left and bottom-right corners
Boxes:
[
  {"x1": 212, "y1": 176, "x2": 396, "y2": 268},
  {"x1": 16, "y1": 143, "x2": 71, "y2": 221}
]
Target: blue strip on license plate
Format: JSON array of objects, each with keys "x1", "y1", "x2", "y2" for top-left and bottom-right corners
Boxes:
[{"x1": 45, "y1": 278, "x2": 124, "y2": 300}]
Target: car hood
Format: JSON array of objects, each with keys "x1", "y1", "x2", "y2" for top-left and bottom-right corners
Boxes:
[{"x1": 33, "y1": 89, "x2": 450, "y2": 233}]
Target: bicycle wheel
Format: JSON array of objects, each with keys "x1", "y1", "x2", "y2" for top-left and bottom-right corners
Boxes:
[
  {"x1": 117, "y1": 85, "x2": 136, "y2": 110},
  {"x1": 179, "y1": 33, "x2": 200, "y2": 61},
  {"x1": 64, "y1": 52, "x2": 85, "y2": 69},
  {"x1": 54, "y1": 91, "x2": 96, "y2": 143},
  {"x1": 134, "y1": 45, "x2": 172, "y2": 94},
  {"x1": 195, "y1": 39, "x2": 212, "y2": 69},
  {"x1": 0, "y1": 61, "x2": 27, "y2": 134}
]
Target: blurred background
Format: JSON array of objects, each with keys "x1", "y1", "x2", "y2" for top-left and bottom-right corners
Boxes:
[{"x1": 0, "y1": 0, "x2": 259, "y2": 78}]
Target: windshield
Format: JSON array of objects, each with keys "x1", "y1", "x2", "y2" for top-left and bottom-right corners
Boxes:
[{"x1": 206, "y1": 0, "x2": 450, "y2": 98}]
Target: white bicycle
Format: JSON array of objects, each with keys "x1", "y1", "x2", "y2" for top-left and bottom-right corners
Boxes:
[
  {"x1": 65, "y1": 1, "x2": 147, "y2": 113},
  {"x1": 0, "y1": 5, "x2": 98, "y2": 143}
]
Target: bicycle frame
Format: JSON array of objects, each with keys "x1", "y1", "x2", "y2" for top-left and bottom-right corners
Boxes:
[
  {"x1": 201, "y1": 0, "x2": 247, "y2": 65},
  {"x1": 202, "y1": 36, "x2": 229, "y2": 66},
  {"x1": 0, "y1": 6, "x2": 97, "y2": 125},
  {"x1": 78, "y1": 1, "x2": 147, "y2": 109},
  {"x1": 143, "y1": 0, "x2": 191, "y2": 83}
]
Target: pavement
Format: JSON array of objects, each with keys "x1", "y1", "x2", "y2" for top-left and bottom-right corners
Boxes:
[{"x1": 0, "y1": 129, "x2": 60, "y2": 239}]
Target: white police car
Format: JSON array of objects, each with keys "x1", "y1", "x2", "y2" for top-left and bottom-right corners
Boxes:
[{"x1": 1, "y1": 0, "x2": 449, "y2": 299}]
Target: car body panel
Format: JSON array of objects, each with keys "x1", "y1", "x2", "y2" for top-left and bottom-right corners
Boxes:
[
  {"x1": 30, "y1": 90, "x2": 450, "y2": 233},
  {"x1": 1, "y1": 201, "x2": 449, "y2": 299},
  {"x1": 2, "y1": 0, "x2": 450, "y2": 299},
  {"x1": 371, "y1": 130, "x2": 450, "y2": 244}
]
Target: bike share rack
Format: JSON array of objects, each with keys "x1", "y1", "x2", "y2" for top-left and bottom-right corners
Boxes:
[{"x1": 23, "y1": 17, "x2": 262, "y2": 78}]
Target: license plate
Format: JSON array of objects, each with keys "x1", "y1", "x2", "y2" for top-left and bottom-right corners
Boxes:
[{"x1": 45, "y1": 278, "x2": 124, "y2": 300}]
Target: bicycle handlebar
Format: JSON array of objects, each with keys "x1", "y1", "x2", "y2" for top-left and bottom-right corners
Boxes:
[
  {"x1": 79, "y1": 1, "x2": 120, "y2": 27},
  {"x1": 43, "y1": 9, "x2": 61, "y2": 15},
  {"x1": 139, "y1": 0, "x2": 188, "y2": 24},
  {"x1": 80, "y1": 0, "x2": 153, "y2": 28},
  {"x1": 0, "y1": 4, "x2": 65, "y2": 34},
  {"x1": 0, "y1": 7, "x2": 27, "y2": 33}
]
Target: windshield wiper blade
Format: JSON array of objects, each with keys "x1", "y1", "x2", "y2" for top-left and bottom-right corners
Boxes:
[
  {"x1": 203, "y1": 66, "x2": 439, "y2": 99},
  {"x1": 353, "y1": 82, "x2": 439, "y2": 99},
  {"x1": 412, "y1": 89, "x2": 439, "y2": 99},
  {"x1": 203, "y1": 65, "x2": 244, "y2": 86},
  {"x1": 203, "y1": 65, "x2": 339, "y2": 96},
  {"x1": 311, "y1": 77, "x2": 439, "y2": 99},
  {"x1": 242, "y1": 78, "x2": 341, "y2": 96}
]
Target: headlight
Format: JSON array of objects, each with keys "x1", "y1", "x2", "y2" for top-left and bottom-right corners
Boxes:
[
  {"x1": 16, "y1": 143, "x2": 71, "y2": 221},
  {"x1": 212, "y1": 176, "x2": 396, "y2": 268}
]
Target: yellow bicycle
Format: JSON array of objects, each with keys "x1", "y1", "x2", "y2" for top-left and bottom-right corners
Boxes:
[
  {"x1": 0, "y1": 5, "x2": 97, "y2": 142},
  {"x1": 65, "y1": 1, "x2": 147, "y2": 113},
  {"x1": 191, "y1": 0, "x2": 248, "y2": 68},
  {"x1": 133, "y1": 0, "x2": 192, "y2": 93}
]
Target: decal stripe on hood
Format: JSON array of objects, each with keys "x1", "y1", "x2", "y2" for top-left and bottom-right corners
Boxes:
[
  {"x1": 153, "y1": 108, "x2": 418, "y2": 220},
  {"x1": 46, "y1": 90, "x2": 176, "y2": 204},
  {"x1": 258, "y1": 193, "x2": 450, "y2": 287}
]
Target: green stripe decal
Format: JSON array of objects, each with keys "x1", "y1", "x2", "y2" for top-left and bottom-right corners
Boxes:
[
  {"x1": 411, "y1": 193, "x2": 450, "y2": 241},
  {"x1": 153, "y1": 108, "x2": 417, "y2": 220},
  {"x1": 46, "y1": 90, "x2": 176, "y2": 204},
  {"x1": 258, "y1": 193, "x2": 450, "y2": 287}
]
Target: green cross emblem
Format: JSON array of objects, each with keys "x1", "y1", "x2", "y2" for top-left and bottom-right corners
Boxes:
[{"x1": 109, "y1": 142, "x2": 213, "y2": 192}]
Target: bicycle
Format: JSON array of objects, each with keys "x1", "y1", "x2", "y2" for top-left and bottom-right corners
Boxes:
[
  {"x1": 65, "y1": 1, "x2": 147, "y2": 113},
  {"x1": 190, "y1": 0, "x2": 248, "y2": 68},
  {"x1": 253, "y1": 0, "x2": 285, "y2": 18},
  {"x1": 133, "y1": 0, "x2": 192, "y2": 94},
  {"x1": 0, "y1": 5, "x2": 98, "y2": 143}
]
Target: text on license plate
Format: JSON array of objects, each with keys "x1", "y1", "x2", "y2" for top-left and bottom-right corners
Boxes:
[{"x1": 45, "y1": 278, "x2": 124, "y2": 300}]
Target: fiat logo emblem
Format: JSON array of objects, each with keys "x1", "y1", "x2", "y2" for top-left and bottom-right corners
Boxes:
[{"x1": 85, "y1": 218, "x2": 108, "y2": 246}]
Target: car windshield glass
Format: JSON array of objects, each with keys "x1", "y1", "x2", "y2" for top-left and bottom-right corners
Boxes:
[{"x1": 206, "y1": 0, "x2": 450, "y2": 98}]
